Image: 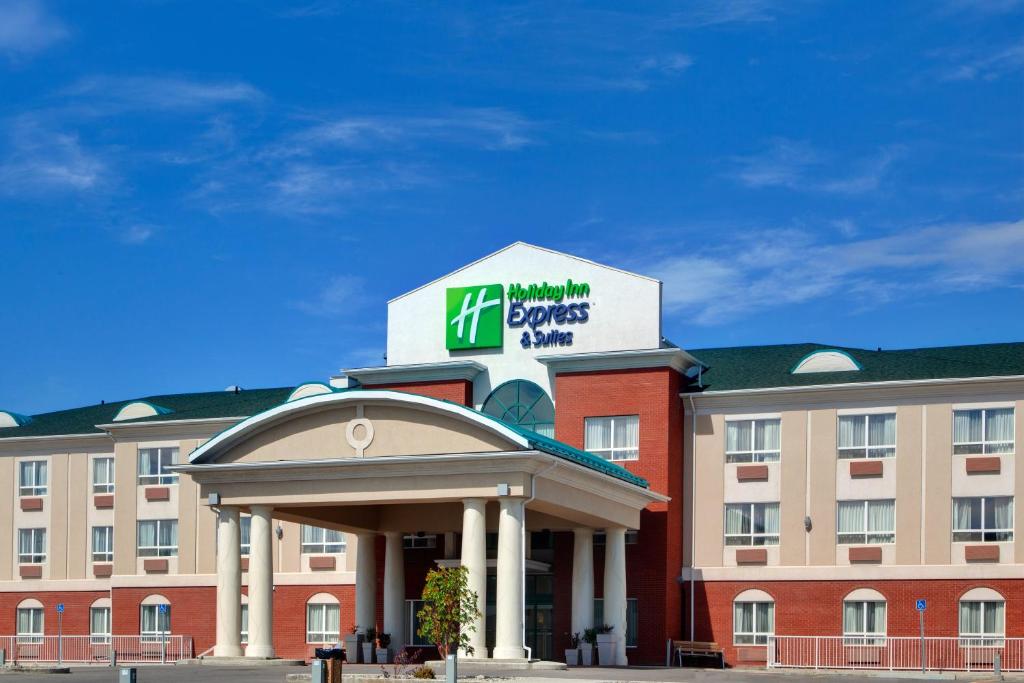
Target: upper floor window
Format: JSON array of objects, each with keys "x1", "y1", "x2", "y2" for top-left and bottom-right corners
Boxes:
[
  {"x1": 838, "y1": 413, "x2": 895, "y2": 459},
  {"x1": 138, "y1": 447, "x2": 179, "y2": 486},
  {"x1": 954, "y1": 408, "x2": 1014, "y2": 455},
  {"x1": 953, "y1": 497, "x2": 1013, "y2": 542},
  {"x1": 482, "y1": 379, "x2": 555, "y2": 438},
  {"x1": 93, "y1": 457, "x2": 115, "y2": 493},
  {"x1": 92, "y1": 526, "x2": 114, "y2": 562},
  {"x1": 16, "y1": 607, "x2": 43, "y2": 644},
  {"x1": 837, "y1": 500, "x2": 895, "y2": 544},
  {"x1": 585, "y1": 415, "x2": 639, "y2": 462},
  {"x1": 843, "y1": 600, "x2": 886, "y2": 645},
  {"x1": 403, "y1": 534, "x2": 437, "y2": 549},
  {"x1": 18, "y1": 528, "x2": 46, "y2": 564},
  {"x1": 725, "y1": 502, "x2": 780, "y2": 546},
  {"x1": 734, "y1": 600, "x2": 774, "y2": 645},
  {"x1": 301, "y1": 525, "x2": 346, "y2": 554},
  {"x1": 19, "y1": 460, "x2": 47, "y2": 496},
  {"x1": 240, "y1": 516, "x2": 251, "y2": 556},
  {"x1": 726, "y1": 419, "x2": 780, "y2": 463},
  {"x1": 137, "y1": 520, "x2": 178, "y2": 557}
]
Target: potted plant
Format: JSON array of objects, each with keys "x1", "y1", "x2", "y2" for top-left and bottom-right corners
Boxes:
[
  {"x1": 594, "y1": 624, "x2": 615, "y2": 666},
  {"x1": 564, "y1": 632, "x2": 580, "y2": 666},
  {"x1": 363, "y1": 626, "x2": 378, "y2": 663},
  {"x1": 580, "y1": 628, "x2": 596, "y2": 666},
  {"x1": 344, "y1": 625, "x2": 362, "y2": 663},
  {"x1": 376, "y1": 632, "x2": 392, "y2": 664}
]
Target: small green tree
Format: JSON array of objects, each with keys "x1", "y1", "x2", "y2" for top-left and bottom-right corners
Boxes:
[{"x1": 416, "y1": 566, "x2": 481, "y2": 658}]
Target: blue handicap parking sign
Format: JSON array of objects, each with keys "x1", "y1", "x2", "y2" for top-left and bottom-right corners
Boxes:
[
  {"x1": 56, "y1": 603, "x2": 64, "y2": 613},
  {"x1": 158, "y1": 604, "x2": 168, "y2": 614},
  {"x1": 916, "y1": 599, "x2": 927, "y2": 611}
]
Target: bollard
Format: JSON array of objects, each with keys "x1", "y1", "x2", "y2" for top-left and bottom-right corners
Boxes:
[
  {"x1": 446, "y1": 652, "x2": 458, "y2": 683},
  {"x1": 111, "y1": 649, "x2": 117, "y2": 668},
  {"x1": 0, "y1": 647, "x2": 5, "y2": 666},
  {"x1": 119, "y1": 667, "x2": 137, "y2": 683},
  {"x1": 994, "y1": 652, "x2": 1002, "y2": 679},
  {"x1": 311, "y1": 659, "x2": 327, "y2": 683}
]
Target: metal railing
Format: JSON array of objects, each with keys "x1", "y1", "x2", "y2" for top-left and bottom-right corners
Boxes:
[
  {"x1": 0, "y1": 635, "x2": 192, "y2": 664},
  {"x1": 768, "y1": 636, "x2": 1024, "y2": 672}
]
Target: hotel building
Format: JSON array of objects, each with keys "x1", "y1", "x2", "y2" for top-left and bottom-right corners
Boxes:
[{"x1": 0, "y1": 243, "x2": 1021, "y2": 668}]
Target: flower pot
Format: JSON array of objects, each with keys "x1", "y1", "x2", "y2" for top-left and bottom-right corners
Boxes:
[
  {"x1": 362, "y1": 642, "x2": 375, "y2": 663},
  {"x1": 343, "y1": 634, "x2": 362, "y2": 662},
  {"x1": 579, "y1": 644, "x2": 593, "y2": 666},
  {"x1": 596, "y1": 634, "x2": 615, "y2": 666},
  {"x1": 564, "y1": 649, "x2": 579, "y2": 666},
  {"x1": 376, "y1": 647, "x2": 391, "y2": 664}
]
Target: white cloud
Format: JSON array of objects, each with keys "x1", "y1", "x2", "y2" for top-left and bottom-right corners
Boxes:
[
  {"x1": 0, "y1": 0, "x2": 66, "y2": 60},
  {"x1": 662, "y1": 0, "x2": 783, "y2": 28},
  {"x1": 294, "y1": 275, "x2": 366, "y2": 317},
  {"x1": 730, "y1": 138, "x2": 905, "y2": 195},
  {"x1": 0, "y1": 117, "x2": 108, "y2": 195},
  {"x1": 646, "y1": 220, "x2": 1024, "y2": 324},
  {"x1": 938, "y1": 43, "x2": 1024, "y2": 81},
  {"x1": 120, "y1": 224, "x2": 155, "y2": 245},
  {"x1": 63, "y1": 75, "x2": 264, "y2": 112}
]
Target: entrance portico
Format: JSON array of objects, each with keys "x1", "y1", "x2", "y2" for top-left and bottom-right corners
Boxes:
[{"x1": 175, "y1": 389, "x2": 664, "y2": 664}]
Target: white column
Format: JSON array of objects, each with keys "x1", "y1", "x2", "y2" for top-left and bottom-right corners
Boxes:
[
  {"x1": 603, "y1": 526, "x2": 628, "y2": 666},
  {"x1": 246, "y1": 505, "x2": 275, "y2": 658},
  {"x1": 356, "y1": 532, "x2": 377, "y2": 634},
  {"x1": 214, "y1": 506, "x2": 243, "y2": 657},
  {"x1": 383, "y1": 532, "x2": 405, "y2": 653},
  {"x1": 493, "y1": 498, "x2": 525, "y2": 660},
  {"x1": 570, "y1": 528, "x2": 594, "y2": 638},
  {"x1": 460, "y1": 499, "x2": 487, "y2": 658}
]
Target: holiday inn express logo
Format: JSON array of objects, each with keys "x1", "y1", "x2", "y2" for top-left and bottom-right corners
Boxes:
[{"x1": 446, "y1": 284, "x2": 504, "y2": 350}]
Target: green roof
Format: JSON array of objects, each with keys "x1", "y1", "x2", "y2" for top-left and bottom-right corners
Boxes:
[
  {"x1": 0, "y1": 388, "x2": 293, "y2": 439},
  {"x1": 686, "y1": 342, "x2": 1024, "y2": 393}
]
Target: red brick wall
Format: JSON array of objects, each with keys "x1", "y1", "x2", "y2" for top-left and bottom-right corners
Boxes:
[
  {"x1": 554, "y1": 367, "x2": 685, "y2": 664},
  {"x1": 362, "y1": 380, "x2": 472, "y2": 406},
  {"x1": 0, "y1": 590, "x2": 108, "y2": 636},
  {"x1": 693, "y1": 579, "x2": 1024, "y2": 667}
]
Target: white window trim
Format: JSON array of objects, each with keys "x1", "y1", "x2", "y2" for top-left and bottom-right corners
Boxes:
[
  {"x1": 724, "y1": 502, "x2": 780, "y2": 546},
  {"x1": 725, "y1": 418, "x2": 781, "y2": 463},
  {"x1": 90, "y1": 606, "x2": 112, "y2": 644},
  {"x1": 585, "y1": 415, "x2": 640, "y2": 462},
  {"x1": 18, "y1": 528, "x2": 46, "y2": 564},
  {"x1": 733, "y1": 600, "x2": 775, "y2": 646},
  {"x1": 92, "y1": 526, "x2": 114, "y2": 562},
  {"x1": 952, "y1": 497, "x2": 1014, "y2": 543},
  {"x1": 403, "y1": 534, "x2": 437, "y2": 549},
  {"x1": 953, "y1": 408, "x2": 1015, "y2": 456},
  {"x1": 958, "y1": 600, "x2": 1005, "y2": 647},
  {"x1": 843, "y1": 600, "x2": 887, "y2": 646},
  {"x1": 137, "y1": 447, "x2": 179, "y2": 486},
  {"x1": 306, "y1": 602, "x2": 340, "y2": 644},
  {"x1": 140, "y1": 603, "x2": 171, "y2": 642},
  {"x1": 93, "y1": 457, "x2": 115, "y2": 494},
  {"x1": 19, "y1": 460, "x2": 47, "y2": 497},
  {"x1": 16, "y1": 607, "x2": 44, "y2": 644},
  {"x1": 301, "y1": 525, "x2": 346, "y2": 554},
  {"x1": 137, "y1": 519, "x2": 179, "y2": 557},
  {"x1": 837, "y1": 500, "x2": 896, "y2": 545},
  {"x1": 837, "y1": 413, "x2": 897, "y2": 460}
]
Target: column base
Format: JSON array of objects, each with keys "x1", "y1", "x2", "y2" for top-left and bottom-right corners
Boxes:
[
  {"x1": 244, "y1": 645, "x2": 276, "y2": 658},
  {"x1": 491, "y1": 647, "x2": 526, "y2": 660},
  {"x1": 212, "y1": 645, "x2": 244, "y2": 658}
]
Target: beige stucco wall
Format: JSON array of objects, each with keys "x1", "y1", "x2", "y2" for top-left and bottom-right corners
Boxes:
[
  {"x1": 894, "y1": 405, "x2": 923, "y2": 564},
  {"x1": 780, "y1": 410, "x2": 808, "y2": 566},
  {"x1": 923, "y1": 403, "x2": 953, "y2": 565},
  {"x1": 693, "y1": 414, "x2": 724, "y2": 568},
  {"x1": 0, "y1": 456, "x2": 12, "y2": 580},
  {"x1": 807, "y1": 408, "x2": 837, "y2": 566},
  {"x1": 113, "y1": 441, "x2": 139, "y2": 576},
  {"x1": 1017, "y1": 400, "x2": 1024, "y2": 563}
]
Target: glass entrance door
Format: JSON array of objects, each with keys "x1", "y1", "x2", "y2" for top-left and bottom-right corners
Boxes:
[{"x1": 484, "y1": 573, "x2": 554, "y2": 660}]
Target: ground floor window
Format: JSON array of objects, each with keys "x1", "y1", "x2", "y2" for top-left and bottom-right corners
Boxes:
[
  {"x1": 734, "y1": 601, "x2": 774, "y2": 645},
  {"x1": 140, "y1": 603, "x2": 171, "y2": 641},
  {"x1": 241, "y1": 604, "x2": 249, "y2": 644},
  {"x1": 307, "y1": 603, "x2": 340, "y2": 644},
  {"x1": 407, "y1": 599, "x2": 430, "y2": 646},
  {"x1": 959, "y1": 600, "x2": 1004, "y2": 647},
  {"x1": 90, "y1": 607, "x2": 111, "y2": 644},
  {"x1": 403, "y1": 534, "x2": 437, "y2": 549},
  {"x1": 592, "y1": 598, "x2": 638, "y2": 647},
  {"x1": 16, "y1": 607, "x2": 43, "y2": 644},
  {"x1": 843, "y1": 601, "x2": 886, "y2": 645}
]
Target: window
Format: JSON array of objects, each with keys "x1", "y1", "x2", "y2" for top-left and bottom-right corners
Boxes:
[
  {"x1": 306, "y1": 603, "x2": 340, "y2": 643},
  {"x1": 18, "y1": 528, "x2": 46, "y2": 563},
  {"x1": 140, "y1": 603, "x2": 170, "y2": 641},
  {"x1": 301, "y1": 525, "x2": 345, "y2": 553},
  {"x1": 92, "y1": 526, "x2": 114, "y2": 562},
  {"x1": 837, "y1": 500, "x2": 896, "y2": 544},
  {"x1": 960, "y1": 600, "x2": 1005, "y2": 647},
  {"x1": 482, "y1": 380, "x2": 555, "y2": 437},
  {"x1": 838, "y1": 414, "x2": 896, "y2": 459},
  {"x1": 241, "y1": 604, "x2": 249, "y2": 644},
  {"x1": 407, "y1": 600, "x2": 430, "y2": 645},
  {"x1": 403, "y1": 534, "x2": 437, "y2": 549},
  {"x1": 724, "y1": 503, "x2": 780, "y2": 546},
  {"x1": 93, "y1": 457, "x2": 115, "y2": 493},
  {"x1": 90, "y1": 607, "x2": 111, "y2": 644},
  {"x1": 585, "y1": 415, "x2": 640, "y2": 461},
  {"x1": 19, "y1": 460, "x2": 47, "y2": 496},
  {"x1": 137, "y1": 447, "x2": 178, "y2": 485},
  {"x1": 137, "y1": 520, "x2": 178, "y2": 557},
  {"x1": 16, "y1": 607, "x2": 43, "y2": 644},
  {"x1": 240, "y1": 516, "x2": 251, "y2": 556},
  {"x1": 726, "y1": 419, "x2": 781, "y2": 463},
  {"x1": 844, "y1": 601, "x2": 886, "y2": 645},
  {"x1": 734, "y1": 602, "x2": 774, "y2": 645},
  {"x1": 593, "y1": 530, "x2": 639, "y2": 545},
  {"x1": 593, "y1": 598, "x2": 639, "y2": 647},
  {"x1": 954, "y1": 408, "x2": 1014, "y2": 455},
  {"x1": 953, "y1": 497, "x2": 1014, "y2": 542}
]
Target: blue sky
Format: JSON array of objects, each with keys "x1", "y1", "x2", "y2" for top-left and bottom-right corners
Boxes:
[{"x1": 1, "y1": 0, "x2": 1022, "y2": 414}]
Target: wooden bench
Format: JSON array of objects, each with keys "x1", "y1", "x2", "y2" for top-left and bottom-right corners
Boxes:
[{"x1": 673, "y1": 640, "x2": 724, "y2": 668}]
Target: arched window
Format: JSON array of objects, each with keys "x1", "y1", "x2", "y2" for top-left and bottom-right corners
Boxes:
[
  {"x1": 959, "y1": 587, "x2": 1005, "y2": 646},
  {"x1": 16, "y1": 598, "x2": 43, "y2": 644},
  {"x1": 140, "y1": 594, "x2": 170, "y2": 641},
  {"x1": 843, "y1": 589, "x2": 886, "y2": 645},
  {"x1": 733, "y1": 589, "x2": 774, "y2": 645},
  {"x1": 90, "y1": 598, "x2": 111, "y2": 644},
  {"x1": 482, "y1": 380, "x2": 554, "y2": 437},
  {"x1": 306, "y1": 593, "x2": 341, "y2": 644}
]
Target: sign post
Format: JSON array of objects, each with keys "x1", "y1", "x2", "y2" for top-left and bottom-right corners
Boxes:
[
  {"x1": 159, "y1": 604, "x2": 168, "y2": 664},
  {"x1": 916, "y1": 599, "x2": 927, "y2": 673},
  {"x1": 56, "y1": 603, "x2": 65, "y2": 666}
]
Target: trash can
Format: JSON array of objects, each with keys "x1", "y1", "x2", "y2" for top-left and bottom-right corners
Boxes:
[
  {"x1": 314, "y1": 647, "x2": 344, "y2": 683},
  {"x1": 119, "y1": 668, "x2": 137, "y2": 683}
]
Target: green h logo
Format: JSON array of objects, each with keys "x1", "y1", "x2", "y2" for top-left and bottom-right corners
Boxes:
[{"x1": 446, "y1": 284, "x2": 504, "y2": 350}]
